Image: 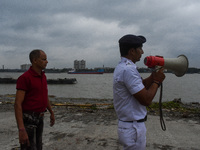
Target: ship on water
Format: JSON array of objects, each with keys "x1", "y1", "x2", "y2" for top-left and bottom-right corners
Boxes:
[
  {"x1": 68, "y1": 69, "x2": 104, "y2": 74},
  {"x1": 0, "y1": 77, "x2": 77, "y2": 84}
]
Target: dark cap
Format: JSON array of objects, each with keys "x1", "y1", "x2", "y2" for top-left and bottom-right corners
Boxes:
[{"x1": 119, "y1": 34, "x2": 146, "y2": 46}]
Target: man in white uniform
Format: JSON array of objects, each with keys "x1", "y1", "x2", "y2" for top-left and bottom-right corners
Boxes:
[{"x1": 113, "y1": 34, "x2": 165, "y2": 150}]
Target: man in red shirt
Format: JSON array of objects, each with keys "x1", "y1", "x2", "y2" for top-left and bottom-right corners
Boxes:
[{"x1": 14, "y1": 49, "x2": 55, "y2": 150}]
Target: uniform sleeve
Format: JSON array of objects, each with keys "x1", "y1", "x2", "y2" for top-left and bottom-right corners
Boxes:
[
  {"x1": 16, "y1": 75, "x2": 28, "y2": 91},
  {"x1": 123, "y1": 66, "x2": 144, "y2": 95}
]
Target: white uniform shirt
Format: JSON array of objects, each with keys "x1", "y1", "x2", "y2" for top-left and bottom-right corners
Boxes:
[{"x1": 113, "y1": 57, "x2": 147, "y2": 121}]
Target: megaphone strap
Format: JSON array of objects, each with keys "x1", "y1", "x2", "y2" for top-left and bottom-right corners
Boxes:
[{"x1": 159, "y1": 83, "x2": 166, "y2": 131}]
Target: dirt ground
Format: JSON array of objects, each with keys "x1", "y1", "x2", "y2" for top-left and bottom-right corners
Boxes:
[{"x1": 0, "y1": 103, "x2": 200, "y2": 150}]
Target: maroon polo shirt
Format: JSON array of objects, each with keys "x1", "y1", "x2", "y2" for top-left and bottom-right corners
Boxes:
[{"x1": 16, "y1": 67, "x2": 48, "y2": 112}]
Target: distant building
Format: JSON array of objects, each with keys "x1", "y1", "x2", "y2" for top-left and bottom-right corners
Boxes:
[
  {"x1": 74, "y1": 60, "x2": 86, "y2": 69},
  {"x1": 21, "y1": 64, "x2": 31, "y2": 70}
]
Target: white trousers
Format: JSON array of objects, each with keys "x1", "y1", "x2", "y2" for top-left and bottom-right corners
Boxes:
[{"x1": 118, "y1": 120, "x2": 146, "y2": 150}]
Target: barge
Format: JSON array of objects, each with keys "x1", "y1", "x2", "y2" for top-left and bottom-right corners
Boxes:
[
  {"x1": 0, "y1": 78, "x2": 77, "y2": 84},
  {"x1": 68, "y1": 69, "x2": 104, "y2": 74}
]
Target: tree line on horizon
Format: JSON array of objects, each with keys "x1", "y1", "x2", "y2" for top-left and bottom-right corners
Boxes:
[{"x1": 0, "y1": 67, "x2": 199, "y2": 74}]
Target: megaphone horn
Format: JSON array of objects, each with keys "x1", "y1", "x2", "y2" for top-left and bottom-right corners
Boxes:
[{"x1": 144, "y1": 55, "x2": 189, "y2": 77}]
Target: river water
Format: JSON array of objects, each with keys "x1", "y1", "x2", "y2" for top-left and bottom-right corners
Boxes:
[{"x1": 0, "y1": 72, "x2": 199, "y2": 103}]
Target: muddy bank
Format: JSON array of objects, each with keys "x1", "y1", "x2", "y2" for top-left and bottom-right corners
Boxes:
[
  {"x1": 1, "y1": 104, "x2": 121, "y2": 150},
  {"x1": 0, "y1": 103, "x2": 200, "y2": 150},
  {"x1": 0, "y1": 95, "x2": 200, "y2": 150}
]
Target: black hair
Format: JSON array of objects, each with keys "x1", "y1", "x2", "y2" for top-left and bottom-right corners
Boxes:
[{"x1": 119, "y1": 44, "x2": 142, "y2": 56}]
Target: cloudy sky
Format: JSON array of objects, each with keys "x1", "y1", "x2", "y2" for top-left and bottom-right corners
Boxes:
[{"x1": 0, "y1": 0, "x2": 199, "y2": 69}]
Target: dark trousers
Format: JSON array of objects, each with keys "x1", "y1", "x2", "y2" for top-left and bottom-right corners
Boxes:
[{"x1": 21, "y1": 113, "x2": 44, "y2": 150}]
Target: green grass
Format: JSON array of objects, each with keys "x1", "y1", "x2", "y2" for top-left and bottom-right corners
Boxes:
[{"x1": 148, "y1": 101, "x2": 200, "y2": 114}]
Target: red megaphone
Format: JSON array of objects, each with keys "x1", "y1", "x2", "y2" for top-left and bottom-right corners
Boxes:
[{"x1": 144, "y1": 56, "x2": 164, "y2": 68}]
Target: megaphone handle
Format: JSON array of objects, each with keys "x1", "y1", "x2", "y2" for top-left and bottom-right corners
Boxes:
[
  {"x1": 159, "y1": 83, "x2": 166, "y2": 131},
  {"x1": 154, "y1": 66, "x2": 165, "y2": 72},
  {"x1": 149, "y1": 66, "x2": 160, "y2": 72}
]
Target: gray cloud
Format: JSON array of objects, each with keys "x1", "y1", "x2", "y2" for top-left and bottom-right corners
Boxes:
[{"x1": 0, "y1": 0, "x2": 200, "y2": 69}]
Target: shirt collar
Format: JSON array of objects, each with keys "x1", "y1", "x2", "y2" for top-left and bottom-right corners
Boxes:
[
  {"x1": 121, "y1": 57, "x2": 135, "y2": 65},
  {"x1": 29, "y1": 66, "x2": 44, "y2": 77}
]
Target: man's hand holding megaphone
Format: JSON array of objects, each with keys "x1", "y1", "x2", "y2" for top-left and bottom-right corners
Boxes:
[{"x1": 152, "y1": 68, "x2": 166, "y2": 87}]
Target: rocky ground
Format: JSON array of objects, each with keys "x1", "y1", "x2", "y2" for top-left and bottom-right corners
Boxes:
[{"x1": 0, "y1": 95, "x2": 200, "y2": 150}]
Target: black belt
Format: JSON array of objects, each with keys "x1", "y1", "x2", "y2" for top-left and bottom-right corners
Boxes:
[
  {"x1": 137, "y1": 115, "x2": 147, "y2": 122},
  {"x1": 120, "y1": 115, "x2": 147, "y2": 123}
]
